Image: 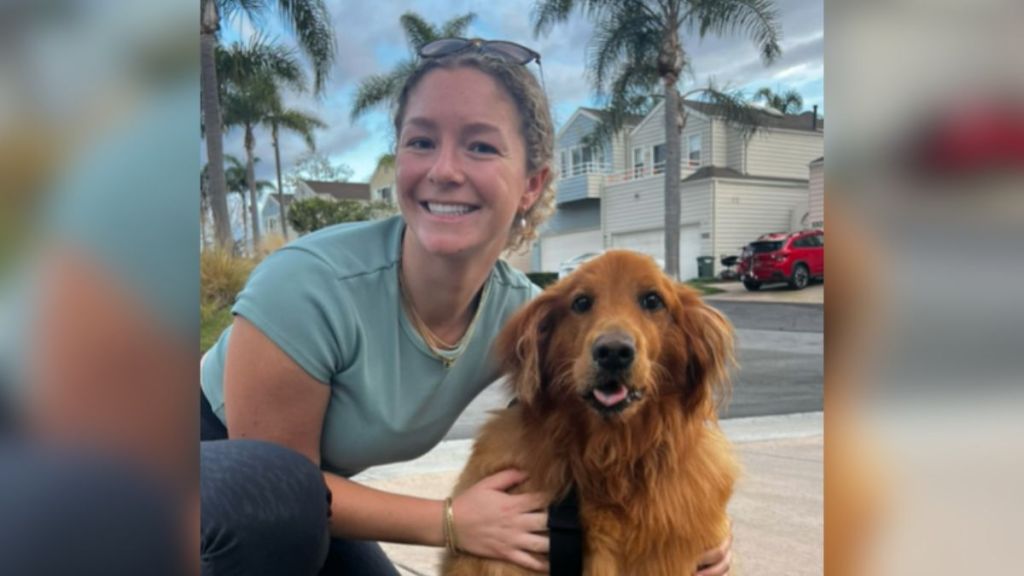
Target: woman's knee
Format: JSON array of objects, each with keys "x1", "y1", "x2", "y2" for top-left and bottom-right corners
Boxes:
[{"x1": 201, "y1": 439, "x2": 330, "y2": 574}]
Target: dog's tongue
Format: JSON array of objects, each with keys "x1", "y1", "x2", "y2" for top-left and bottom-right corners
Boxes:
[{"x1": 593, "y1": 385, "x2": 628, "y2": 407}]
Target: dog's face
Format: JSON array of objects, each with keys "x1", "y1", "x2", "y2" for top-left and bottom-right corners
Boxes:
[{"x1": 497, "y1": 251, "x2": 734, "y2": 421}]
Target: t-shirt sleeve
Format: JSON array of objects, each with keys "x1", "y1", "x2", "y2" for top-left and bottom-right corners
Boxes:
[{"x1": 231, "y1": 247, "x2": 350, "y2": 385}]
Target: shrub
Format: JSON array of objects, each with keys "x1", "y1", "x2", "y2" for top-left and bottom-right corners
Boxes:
[
  {"x1": 200, "y1": 250, "x2": 256, "y2": 310},
  {"x1": 526, "y1": 272, "x2": 559, "y2": 289}
]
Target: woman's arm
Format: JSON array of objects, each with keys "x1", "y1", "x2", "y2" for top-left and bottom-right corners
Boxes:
[{"x1": 223, "y1": 317, "x2": 549, "y2": 572}]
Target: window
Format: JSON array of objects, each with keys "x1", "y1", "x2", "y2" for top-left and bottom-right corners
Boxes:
[
  {"x1": 688, "y1": 134, "x2": 702, "y2": 166},
  {"x1": 572, "y1": 148, "x2": 582, "y2": 175},
  {"x1": 560, "y1": 150, "x2": 569, "y2": 178},
  {"x1": 653, "y1": 144, "x2": 666, "y2": 174},
  {"x1": 378, "y1": 187, "x2": 392, "y2": 202},
  {"x1": 633, "y1": 147, "x2": 645, "y2": 177}
]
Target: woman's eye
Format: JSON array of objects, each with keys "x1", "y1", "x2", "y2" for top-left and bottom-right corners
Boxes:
[
  {"x1": 571, "y1": 295, "x2": 593, "y2": 314},
  {"x1": 640, "y1": 292, "x2": 664, "y2": 311},
  {"x1": 405, "y1": 138, "x2": 433, "y2": 150},
  {"x1": 469, "y1": 142, "x2": 499, "y2": 155}
]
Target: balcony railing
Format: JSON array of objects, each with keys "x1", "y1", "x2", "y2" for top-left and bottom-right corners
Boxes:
[
  {"x1": 559, "y1": 162, "x2": 614, "y2": 179},
  {"x1": 605, "y1": 160, "x2": 701, "y2": 184}
]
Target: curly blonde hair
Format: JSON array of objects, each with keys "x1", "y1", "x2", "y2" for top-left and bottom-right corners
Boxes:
[{"x1": 393, "y1": 51, "x2": 555, "y2": 253}]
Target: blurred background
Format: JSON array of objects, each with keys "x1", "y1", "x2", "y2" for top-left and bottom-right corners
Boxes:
[{"x1": 0, "y1": 0, "x2": 1022, "y2": 574}]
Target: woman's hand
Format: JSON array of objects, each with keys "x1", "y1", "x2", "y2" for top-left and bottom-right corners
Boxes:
[
  {"x1": 451, "y1": 469, "x2": 550, "y2": 573},
  {"x1": 695, "y1": 528, "x2": 733, "y2": 576}
]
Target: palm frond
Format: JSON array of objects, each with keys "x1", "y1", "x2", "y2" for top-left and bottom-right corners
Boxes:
[
  {"x1": 350, "y1": 60, "x2": 417, "y2": 120},
  {"x1": 400, "y1": 12, "x2": 440, "y2": 52},
  {"x1": 588, "y1": 4, "x2": 660, "y2": 95},
  {"x1": 532, "y1": 0, "x2": 578, "y2": 37},
  {"x1": 685, "y1": 0, "x2": 782, "y2": 64},
  {"x1": 273, "y1": 0, "x2": 336, "y2": 93},
  {"x1": 218, "y1": 0, "x2": 267, "y2": 27},
  {"x1": 270, "y1": 109, "x2": 326, "y2": 150},
  {"x1": 687, "y1": 80, "x2": 764, "y2": 139}
]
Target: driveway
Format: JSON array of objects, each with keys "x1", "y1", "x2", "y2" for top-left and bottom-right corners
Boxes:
[{"x1": 704, "y1": 281, "x2": 824, "y2": 304}]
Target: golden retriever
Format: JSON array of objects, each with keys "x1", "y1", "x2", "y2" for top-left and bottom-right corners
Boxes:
[{"x1": 443, "y1": 250, "x2": 738, "y2": 576}]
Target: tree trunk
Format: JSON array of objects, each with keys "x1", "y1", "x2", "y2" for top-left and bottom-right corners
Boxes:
[
  {"x1": 663, "y1": 81, "x2": 682, "y2": 280},
  {"x1": 239, "y1": 192, "x2": 249, "y2": 255},
  {"x1": 272, "y1": 125, "x2": 289, "y2": 240},
  {"x1": 244, "y1": 125, "x2": 262, "y2": 252},
  {"x1": 200, "y1": 0, "x2": 232, "y2": 250}
]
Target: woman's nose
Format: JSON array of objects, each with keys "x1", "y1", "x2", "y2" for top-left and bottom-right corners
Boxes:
[{"x1": 427, "y1": 145, "x2": 465, "y2": 186}]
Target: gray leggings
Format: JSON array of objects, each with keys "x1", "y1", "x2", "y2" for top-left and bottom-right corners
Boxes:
[{"x1": 201, "y1": 394, "x2": 400, "y2": 576}]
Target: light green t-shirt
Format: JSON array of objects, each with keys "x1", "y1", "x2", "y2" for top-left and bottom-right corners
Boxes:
[{"x1": 200, "y1": 216, "x2": 540, "y2": 477}]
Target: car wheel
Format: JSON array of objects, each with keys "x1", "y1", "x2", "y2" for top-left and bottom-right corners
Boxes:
[
  {"x1": 789, "y1": 264, "x2": 809, "y2": 290},
  {"x1": 743, "y1": 279, "x2": 761, "y2": 291}
]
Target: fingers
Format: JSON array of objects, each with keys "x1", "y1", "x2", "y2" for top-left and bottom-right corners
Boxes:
[
  {"x1": 518, "y1": 511, "x2": 548, "y2": 533},
  {"x1": 695, "y1": 548, "x2": 731, "y2": 576},
  {"x1": 515, "y1": 491, "x2": 549, "y2": 512},
  {"x1": 479, "y1": 468, "x2": 528, "y2": 491},
  {"x1": 507, "y1": 549, "x2": 549, "y2": 574},
  {"x1": 516, "y1": 532, "x2": 550, "y2": 555}
]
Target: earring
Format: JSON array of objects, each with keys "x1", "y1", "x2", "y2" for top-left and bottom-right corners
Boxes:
[{"x1": 518, "y1": 214, "x2": 527, "y2": 228}]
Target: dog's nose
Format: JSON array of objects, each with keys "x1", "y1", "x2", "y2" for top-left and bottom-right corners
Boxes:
[{"x1": 592, "y1": 333, "x2": 635, "y2": 372}]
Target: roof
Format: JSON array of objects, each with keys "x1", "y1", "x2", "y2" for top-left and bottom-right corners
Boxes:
[
  {"x1": 682, "y1": 99, "x2": 824, "y2": 133},
  {"x1": 682, "y1": 165, "x2": 809, "y2": 185},
  {"x1": 579, "y1": 107, "x2": 646, "y2": 128},
  {"x1": 302, "y1": 180, "x2": 371, "y2": 201}
]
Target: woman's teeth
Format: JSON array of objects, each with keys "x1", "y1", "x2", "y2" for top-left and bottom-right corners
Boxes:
[{"x1": 426, "y1": 202, "x2": 474, "y2": 216}]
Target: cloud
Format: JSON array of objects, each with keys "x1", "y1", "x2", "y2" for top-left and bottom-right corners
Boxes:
[{"x1": 211, "y1": 0, "x2": 823, "y2": 182}]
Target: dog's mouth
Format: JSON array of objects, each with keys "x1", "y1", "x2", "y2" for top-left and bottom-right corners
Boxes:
[{"x1": 583, "y1": 381, "x2": 643, "y2": 415}]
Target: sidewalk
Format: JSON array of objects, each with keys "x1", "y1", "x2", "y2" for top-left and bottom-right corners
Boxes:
[
  {"x1": 703, "y1": 281, "x2": 824, "y2": 305},
  {"x1": 354, "y1": 412, "x2": 823, "y2": 576}
]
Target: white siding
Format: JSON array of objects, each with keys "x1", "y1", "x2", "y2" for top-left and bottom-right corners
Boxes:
[
  {"x1": 808, "y1": 160, "x2": 824, "y2": 229},
  {"x1": 713, "y1": 179, "x2": 811, "y2": 262},
  {"x1": 745, "y1": 130, "x2": 824, "y2": 179},
  {"x1": 726, "y1": 126, "x2": 746, "y2": 172},
  {"x1": 711, "y1": 119, "x2": 728, "y2": 166},
  {"x1": 604, "y1": 178, "x2": 713, "y2": 253}
]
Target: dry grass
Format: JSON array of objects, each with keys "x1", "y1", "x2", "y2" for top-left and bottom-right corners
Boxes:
[{"x1": 200, "y1": 249, "x2": 256, "y2": 310}]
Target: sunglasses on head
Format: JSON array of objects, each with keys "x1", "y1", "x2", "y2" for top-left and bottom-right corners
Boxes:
[{"x1": 418, "y1": 38, "x2": 542, "y2": 66}]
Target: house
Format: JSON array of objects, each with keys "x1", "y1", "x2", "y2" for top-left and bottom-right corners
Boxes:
[
  {"x1": 295, "y1": 180, "x2": 372, "y2": 202},
  {"x1": 808, "y1": 156, "x2": 824, "y2": 229},
  {"x1": 261, "y1": 192, "x2": 300, "y2": 240},
  {"x1": 538, "y1": 100, "x2": 824, "y2": 279},
  {"x1": 369, "y1": 160, "x2": 397, "y2": 204},
  {"x1": 535, "y1": 107, "x2": 644, "y2": 272}
]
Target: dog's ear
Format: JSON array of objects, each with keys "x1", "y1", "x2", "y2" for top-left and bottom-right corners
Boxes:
[
  {"x1": 495, "y1": 290, "x2": 559, "y2": 407},
  {"x1": 671, "y1": 283, "x2": 736, "y2": 416}
]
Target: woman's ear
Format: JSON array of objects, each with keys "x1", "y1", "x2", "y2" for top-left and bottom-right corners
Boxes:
[
  {"x1": 672, "y1": 283, "x2": 736, "y2": 416},
  {"x1": 519, "y1": 167, "x2": 549, "y2": 213},
  {"x1": 494, "y1": 289, "x2": 558, "y2": 407}
]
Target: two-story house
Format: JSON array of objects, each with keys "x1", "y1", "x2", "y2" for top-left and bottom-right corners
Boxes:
[
  {"x1": 535, "y1": 108, "x2": 644, "y2": 271},
  {"x1": 295, "y1": 179, "x2": 372, "y2": 202},
  {"x1": 539, "y1": 100, "x2": 823, "y2": 279}
]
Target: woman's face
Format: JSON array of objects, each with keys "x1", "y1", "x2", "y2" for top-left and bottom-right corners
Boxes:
[{"x1": 396, "y1": 67, "x2": 544, "y2": 259}]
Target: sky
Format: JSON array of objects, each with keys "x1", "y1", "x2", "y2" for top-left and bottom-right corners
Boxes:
[{"x1": 217, "y1": 0, "x2": 823, "y2": 187}]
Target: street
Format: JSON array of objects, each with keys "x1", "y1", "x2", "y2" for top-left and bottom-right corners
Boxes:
[{"x1": 445, "y1": 300, "x2": 823, "y2": 441}]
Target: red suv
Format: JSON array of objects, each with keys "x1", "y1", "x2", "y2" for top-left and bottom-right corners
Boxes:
[{"x1": 737, "y1": 230, "x2": 824, "y2": 291}]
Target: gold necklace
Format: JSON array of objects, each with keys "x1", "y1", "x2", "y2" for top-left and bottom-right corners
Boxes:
[{"x1": 398, "y1": 263, "x2": 487, "y2": 368}]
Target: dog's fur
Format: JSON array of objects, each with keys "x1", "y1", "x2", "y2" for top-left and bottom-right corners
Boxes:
[{"x1": 443, "y1": 251, "x2": 738, "y2": 576}]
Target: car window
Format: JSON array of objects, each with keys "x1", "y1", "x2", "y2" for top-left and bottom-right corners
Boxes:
[
  {"x1": 791, "y1": 237, "x2": 808, "y2": 248},
  {"x1": 750, "y1": 241, "x2": 783, "y2": 253},
  {"x1": 814, "y1": 235, "x2": 824, "y2": 246}
]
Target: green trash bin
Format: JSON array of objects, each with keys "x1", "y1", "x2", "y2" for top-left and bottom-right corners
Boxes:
[{"x1": 697, "y1": 256, "x2": 715, "y2": 279}]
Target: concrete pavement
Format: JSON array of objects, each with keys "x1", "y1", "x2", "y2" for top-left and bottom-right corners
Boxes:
[
  {"x1": 354, "y1": 412, "x2": 823, "y2": 576},
  {"x1": 704, "y1": 281, "x2": 824, "y2": 305}
]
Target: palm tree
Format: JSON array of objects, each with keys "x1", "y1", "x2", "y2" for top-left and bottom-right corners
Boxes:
[
  {"x1": 350, "y1": 11, "x2": 476, "y2": 120},
  {"x1": 262, "y1": 104, "x2": 325, "y2": 240},
  {"x1": 201, "y1": 0, "x2": 335, "y2": 250},
  {"x1": 219, "y1": 37, "x2": 306, "y2": 250},
  {"x1": 534, "y1": 0, "x2": 782, "y2": 279},
  {"x1": 754, "y1": 86, "x2": 803, "y2": 114},
  {"x1": 224, "y1": 155, "x2": 250, "y2": 250}
]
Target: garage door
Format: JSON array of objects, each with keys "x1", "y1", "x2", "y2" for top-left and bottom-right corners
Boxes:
[
  {"x1": 540, "y1": 229, "x2": 603, "y2": 271},
  {"x1": 611, "y1": 225, "x2": 701, "y2": 280}
]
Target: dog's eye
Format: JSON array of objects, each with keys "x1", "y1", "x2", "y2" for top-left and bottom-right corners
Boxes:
[
  {"x1": 640, "y1": 292, "x2": 664, "y2": 311},
  {"x1": 571, "y1": 295, "x2": 593, "y2": 314}
]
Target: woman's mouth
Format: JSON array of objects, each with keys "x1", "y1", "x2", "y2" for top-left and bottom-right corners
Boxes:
[{"x1": 422, "y1": 202, "x2": 479, "y2": 217}]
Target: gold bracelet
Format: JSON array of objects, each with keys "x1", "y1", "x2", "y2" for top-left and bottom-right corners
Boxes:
[{"x1": 443, "y1": 497, "x2": 460, "y2": 554}]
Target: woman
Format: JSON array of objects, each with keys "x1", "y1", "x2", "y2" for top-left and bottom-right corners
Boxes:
[{"x1": 200, "y1": 38, "x2": 732, "y2": 575}]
